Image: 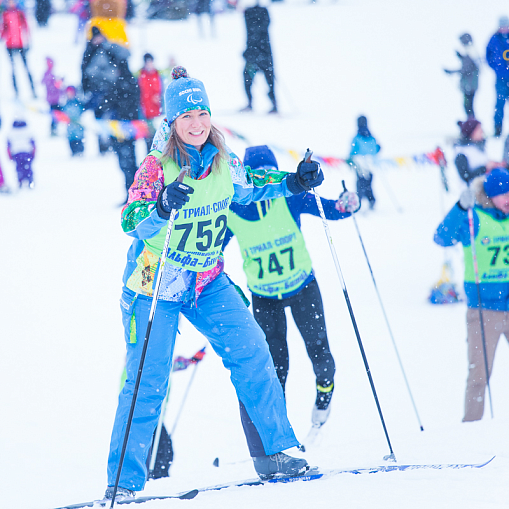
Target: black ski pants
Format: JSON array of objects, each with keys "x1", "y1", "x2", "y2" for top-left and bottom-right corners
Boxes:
[
  {"x1": 243, "y1": 60, "x2": 276, "y2": 108},
  {"x1": 7, "y1": 48, "x2": 35, "y2": 96},
  {"x1": 113, "y1": 138, "x2": 137, "y2": 192},
  {"x1": 252, "y1": 277, "x2": 335, "y2": 393}
]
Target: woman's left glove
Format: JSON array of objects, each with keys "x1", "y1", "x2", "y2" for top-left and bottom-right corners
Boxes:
[
  {"x1": 286, "y1": 160, "x2": 324, "y2": 194},
  {"x1": 335, "y1": 191, "x2": 361, "y2": 213},
  {"x1": 156, "y1": 181, "x2": 195, "y2": 220}
]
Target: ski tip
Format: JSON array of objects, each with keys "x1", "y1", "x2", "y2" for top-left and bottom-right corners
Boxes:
[
  {"x1": 213, "y1": 457, "x2": 219, "y2": 467},
  {"x1": 179, "y1": 489, "x2": 198, "y2": 500}
]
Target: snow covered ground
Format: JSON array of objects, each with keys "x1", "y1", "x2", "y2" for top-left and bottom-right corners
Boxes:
[{"x1": 1, "y1": 0, "x2": 509, "y2": 507}]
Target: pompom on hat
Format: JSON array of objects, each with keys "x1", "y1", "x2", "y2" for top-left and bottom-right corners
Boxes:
[
  {"x1": 484, "y1": 167, "x2": 509, "y2": 198},
  {"x1": 164, "y1": 66, "x2": 211, "y2": 124}
]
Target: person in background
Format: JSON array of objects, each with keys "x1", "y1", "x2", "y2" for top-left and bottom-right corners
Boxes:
[
  {"x1": 0, "y1": 0, "x2": 37, "y2": 98},
  {"x1": 81, "y1": 25, "x2": 129, "y2": 154},
  {"x1": 7, "y1": 119, "x2": 36, "y2": 189},
  {"x1": 70, "y1": 0, "x2": 91, "y2": 45},
  {"x1": 348, "y1": 115, "x2": 380, "y2": 210},
  {"x1": 486, "y1": 16, "x2": 509, "y2": 137},
  {"x1": 223, "y1": 145, "x2": 360, "y2": 428},
  {"x1": 41, "y1": 57, "x2": 62, "y2": 136},
  {"x1": 194, "y1": 0, "x2": 214, "y2": 37},
  {"x1": 434, "y1": 168, "x2": 509, "y2": 421},
  {"x1": 454, "y1": 118, "x2": 506, "y2": 184},
  {"x1": 241, "y1": 3, "x2": 277, "y2": 114},
  {"x1": 444, "y1": 33, "x2": 480, "y2": 118},
  {"x1": 138, "y1": 53, "x2": 163, "y2": 153},
  {"x1": 35, "y1": 0, "x2": 52, "y2": 26},
  {"x1": 110, "y1": 58, "x2": 140, "y2": 203},
  {"x1": 62, "y1": 86, "x2": 86, "y2": 157}
]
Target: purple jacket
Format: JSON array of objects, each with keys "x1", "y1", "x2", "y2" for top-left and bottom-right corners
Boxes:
[{"x1": 42, "y1": 70, "x2": 61, "y2": 105}]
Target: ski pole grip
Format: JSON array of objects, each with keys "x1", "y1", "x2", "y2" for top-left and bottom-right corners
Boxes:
[
  {"x1": 304, "y1": 148, "x2": 317, "y2": 179},
  {"x1": 342, "y1": 180, "x2": 348, "y2": 192},
  {"x1": 177, "y1": 167, "x2": 189, "y2": 183}
]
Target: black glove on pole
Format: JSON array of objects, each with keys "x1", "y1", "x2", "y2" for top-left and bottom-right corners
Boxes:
[
  {"x1": 307, "y1": 150, "x2": 396, "y2": 461},
  {"x1": 110, "y1": 168, "x2": 189, "y2": 507}
]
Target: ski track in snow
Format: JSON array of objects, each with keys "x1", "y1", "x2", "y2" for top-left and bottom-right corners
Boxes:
[{"x1": 1, "y1": 0, "x2": 509, "y2": 508}]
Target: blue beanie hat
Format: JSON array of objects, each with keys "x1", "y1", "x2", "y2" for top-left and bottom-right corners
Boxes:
[
  {"x1": 244, "y1": 145, "x2": 278, "y2": 170},
  {"x1": 164, "y1": 66, "x2": 211, "y2": 124},
  {"x1": 484, "y1": 168, "x2": 509, "y2": 197}
]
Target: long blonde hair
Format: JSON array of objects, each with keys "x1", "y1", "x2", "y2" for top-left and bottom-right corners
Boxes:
[{"x1": 160, "y1": 122, "x2": 228, "y2": 173}]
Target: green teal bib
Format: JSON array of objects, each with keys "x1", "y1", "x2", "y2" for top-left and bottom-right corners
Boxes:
[
  {"x1": 464, "y1": 208, "x2": 509, "y2": 283},
  {"x1": 145, "y1": 151, "x2": 234, "y2": 272},
  {"x1": 227, "y1": 198, "x2": 313, "y2": 298}
]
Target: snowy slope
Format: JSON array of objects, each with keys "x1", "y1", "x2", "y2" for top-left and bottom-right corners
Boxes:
[{"x1": 1, "y1": 0, "x2": 508, "y2": 508}]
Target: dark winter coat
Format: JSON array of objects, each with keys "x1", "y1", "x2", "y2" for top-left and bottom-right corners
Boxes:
[
  {"x1": 446, "y1": 51, "x2": 479, "y2": 93},
  {"x1": 35, "y1": 0, "x2": 52, "y2": 26},
  {"x1": 486, "y1": 31, "x2": 509, "y2": 81},
  {"x1": 243, "y1": 5, "x2": 273, "y2": 67},
  {"x1": 110, "y1": 61, "x2": 140, "y2": 121},
  {"x1": 81, "y1": 40, "x2": 129, "y2": 94}
]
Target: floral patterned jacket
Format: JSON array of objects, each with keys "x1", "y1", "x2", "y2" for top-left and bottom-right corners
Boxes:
[{"x1": 120, "y1": 118, "x2": 296, "y2": 303}]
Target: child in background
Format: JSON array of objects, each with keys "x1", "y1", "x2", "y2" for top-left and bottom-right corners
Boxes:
[
  {"x1": 62, "y1": 86, "x2": 86, "y2": 156},
  {"x1": 7, "y1": 119, "x2": 36, "y2": 188},
  {"x1": 348, "y1": 115, "x2": 380, "y2": 210},
  {"x1": 41, "y1": 57, "x2": 63, "y2": 136}
]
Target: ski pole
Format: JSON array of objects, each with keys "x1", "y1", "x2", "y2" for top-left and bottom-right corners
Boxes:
[
  {"x1": 342, "y1": 180, "x2": 424, "y2": 431},
  {"x1": 110, "y1": 168, "x2": 189, "y2": 507},
  {"x1": 377, "y1": 168, "x2": 403, "y2": 213},
  {"x1": 304, "y1": 149, "x2": 396, "y2": 461},
  {"x1": 466, "y1": 204, "x2": 494, "y2": 418},
  {"x1": 170, "y1": 349, "x2": 206, "y2": 436}
]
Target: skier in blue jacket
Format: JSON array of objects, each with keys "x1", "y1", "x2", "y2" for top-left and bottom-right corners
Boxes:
[
  {"x1": 349, "y1": 115, "x2": 380, "y2": 210},
  {"x1": 223, "y1": 145, "x2": 360, "y2": 429},
  {"x1": 434, "y1": 168, "x2": 509, "y2": 421},
  {"x1": 103, "y1": 67, "x2": 322, "y2": 503},
  {"x1": 486, "y1": 16, "x2": 509, "y2": 136}
]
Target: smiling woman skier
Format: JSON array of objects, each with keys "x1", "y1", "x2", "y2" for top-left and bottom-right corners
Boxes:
[{"x1": 103, "y1": 67, "x2": 324, "y2": 502}]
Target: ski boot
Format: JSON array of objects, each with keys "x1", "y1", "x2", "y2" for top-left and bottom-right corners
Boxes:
[
  {"x1": 311, "y1": 381, "x2": 334, "y2": 427},
  {"x1": 103, "y1": 486, "x2": 136, "y2": 502},
  {"x1": 253, "y1": 452, "x2": 308, "y2": 480}
]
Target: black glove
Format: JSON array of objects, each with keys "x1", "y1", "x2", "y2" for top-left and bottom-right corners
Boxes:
[
  {"x1": 286, "y1": 160, "x2": 324, "y2": 194},
  {"x1": 156, "y1": 181, "x2": 194, "y2": 219}
]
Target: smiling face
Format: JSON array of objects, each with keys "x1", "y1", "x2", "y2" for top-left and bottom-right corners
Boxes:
[
  {"x1": 492, "y1": 192, "x2": 509, "y2": 214},
  {"x1": 174, "y1": 109, "x2": 211, "y2": 149}
]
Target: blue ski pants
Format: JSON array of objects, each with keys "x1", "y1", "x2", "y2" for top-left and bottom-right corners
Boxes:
[
  {"x1": 495, "y1": 78, "x2": 509, "y2": 129},
  {"x1": 107, "y1": 273, "x2": 299, "y2": 491}
]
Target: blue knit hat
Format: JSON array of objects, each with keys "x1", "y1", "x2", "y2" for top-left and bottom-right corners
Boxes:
[
  {"x1": 244, "y1": 145, "x2": 278, "y2": 170},
  {"x1": 484, "y1": 168, "x2": 509, "y2": 197},
  {"x1": 164, "y1": 66, "x2": 211, "y2": 124}
]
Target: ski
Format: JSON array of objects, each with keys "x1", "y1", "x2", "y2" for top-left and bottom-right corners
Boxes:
[
  {"x1": 52, "y1": 490, "x2": 198, "y2": 509},
  {"x1": 187, "y1": 456, "x2": 496, "y2": 494}
]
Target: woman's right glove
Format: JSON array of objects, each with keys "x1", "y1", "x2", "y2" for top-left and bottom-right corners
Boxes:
[
  {"x1": 458, "y1": 188, "x2": 476, "y2": 210},
  {"x1": 156, "y1": 181, "x2": 195, "y2": 219},
  {"x1": 286, "y1": 160, "x2": 325, "y2": 194}
]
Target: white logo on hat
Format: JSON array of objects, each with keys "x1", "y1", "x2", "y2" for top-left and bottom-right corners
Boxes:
[{"x1": 187, "y1": 94, "x2": 203, "y2": 105}]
